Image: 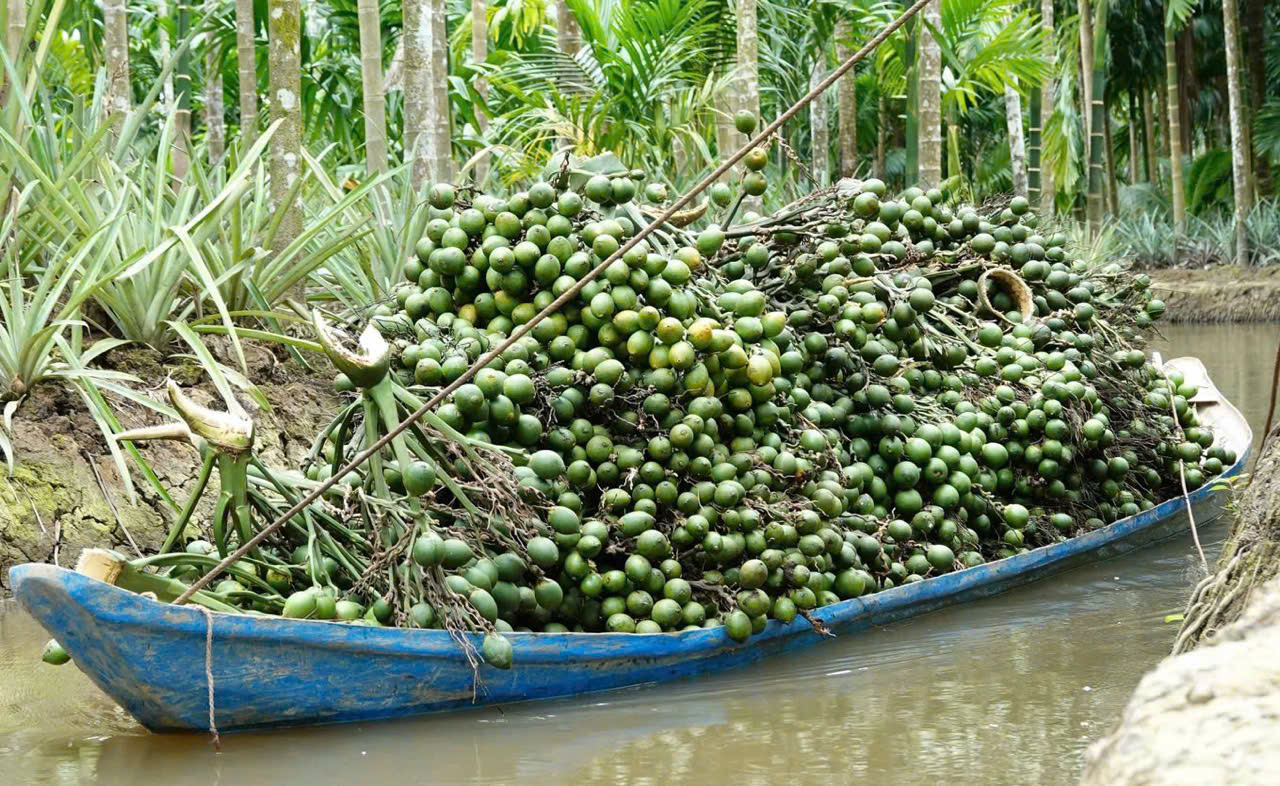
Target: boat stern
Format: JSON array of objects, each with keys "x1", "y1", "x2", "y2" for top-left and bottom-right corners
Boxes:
[{"x1": 9, "y1": 562, "x2": 210, "y2": 732}]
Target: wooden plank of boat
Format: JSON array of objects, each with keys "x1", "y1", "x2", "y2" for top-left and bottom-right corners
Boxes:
[{"x1": 7, "y1": 357, "x2": 1253, "y2": 733}]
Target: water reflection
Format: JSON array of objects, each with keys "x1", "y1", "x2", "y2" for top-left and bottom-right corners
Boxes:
[{"x1": 1, "y1": 530, "x2": 1217, "y2": 786}]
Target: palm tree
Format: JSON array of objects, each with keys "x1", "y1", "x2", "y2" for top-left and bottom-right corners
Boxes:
[
  {"x1": 1243, "y1": 0, "x2": 1269, "y2": 195},
  {"x1": 205, "y1": 48, "x2": 226, "y2": 162},
  {"x1": 1165, "y1": 0, "x2": 1197, "y2": 233},
  {"x1": 268, "y1": 0, "x2": 302, "y2": 251},
  {"x1": 1036, "y1": 0, "x2": 1054, "y2": 214},
  {"x1": 811, "y1": 57, "x2": 831, "y2": 186},
  {"x1": 490, "y1": 0, "x2": 726, "y2": 183},
  {"x1": 174, "y1": 3, "x2": 193, "y2": 178},
  {"x1": 103, "y1": 0, "x2": 131, "y2": 119},
  {"x1": 734, "y1": 0, "x2": 761, "y2": 159},
  {"x1": 925, "y1": 0, "x2": 1047, "y2": 190},
  {"x1": 235, "y1": 0, "x2": 258, "y2": 147},
  {"x1": 0, "y1": 0, "x2": 24, "y2": 106},
  {"x1": 472, "y1": 0, "x2": 490, "y2": 184},
  {"x1": 1221, "y1": 0, "x2": 1250, "y2": 264},
  {"x1": 404, "y1": 0, "x2": 451, "y2": 186},
  {"x1": 918, "y1": 0, "x2": 943, "y2": 185},
  {"x1": 1082, "y1": 0, "x2": 1106, "y2": 234},
  {"x1": 358, "y1": 0, "x2": 388, "y2": 174},
  {"x1": 1004, "y1": 77, "x2": 1027, "y2": 196},
  {"x1": 836, "y1": 19, "x2": 857, "y2": 177},
  {"x1": 556, "y1": 0, "x2": 582, "y2": 55}
]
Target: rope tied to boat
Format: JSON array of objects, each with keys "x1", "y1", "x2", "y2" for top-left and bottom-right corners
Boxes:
[
  {"x1": 198, "y1": 606, "x2": 222, "y2": 751},
  {"x1": 1158, "y1": 361, "x2": 1207, "y2": 572},
  {"x1": 169, "y1": 0, "x2": 935, "y2": 607}
]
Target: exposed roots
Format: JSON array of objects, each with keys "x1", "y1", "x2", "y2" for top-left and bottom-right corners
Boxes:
[{"x1": 1174, "y1": 425, "x2": 1280, "y2": 654}]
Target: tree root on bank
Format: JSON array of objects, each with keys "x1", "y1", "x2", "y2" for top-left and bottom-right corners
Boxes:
[{"x1": 1172, "y1": 427, "x2": 1280, "y2": 654}]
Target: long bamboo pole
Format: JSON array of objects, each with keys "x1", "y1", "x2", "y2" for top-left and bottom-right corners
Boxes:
[{"x1": 173, "y1": 0, "x2": 936, "y2": 606}]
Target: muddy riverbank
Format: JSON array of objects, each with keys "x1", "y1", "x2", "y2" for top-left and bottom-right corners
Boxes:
[
  {"x1": 0, "y1": 344, "x2": 339, "y2": 591},
  {"x1": 1144, "y1": 266, "x2": 1280, "y2": 323}
]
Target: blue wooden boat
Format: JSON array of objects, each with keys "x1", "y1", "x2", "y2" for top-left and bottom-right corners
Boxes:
[{"x1": 8, "y1": 357, "x2": 1253, "y2": 733}]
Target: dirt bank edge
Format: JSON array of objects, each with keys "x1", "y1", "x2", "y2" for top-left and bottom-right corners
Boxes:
[
  {"x1": 1, "y1": 352, "x2": 341, "y2": 595},
  {"x1": 1144, "y1": 265, "x2": 1280, "y2": 323}
]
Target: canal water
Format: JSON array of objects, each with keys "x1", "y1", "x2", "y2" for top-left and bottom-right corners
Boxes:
[{"x1": 1, "y1": 323, "x2": 1276, "y2": 786}]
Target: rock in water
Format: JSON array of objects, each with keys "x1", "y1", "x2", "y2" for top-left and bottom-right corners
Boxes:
[{"x1": 1080, "y1": 575, "x2": 1280, "y2": 785}]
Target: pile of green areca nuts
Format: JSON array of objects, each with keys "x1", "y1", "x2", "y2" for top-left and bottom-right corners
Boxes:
[{"x1": 152, "y1": 133, "x2": 1233, "y2": 669}]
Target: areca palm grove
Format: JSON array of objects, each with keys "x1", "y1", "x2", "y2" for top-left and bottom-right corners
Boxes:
[{"x1": 0, "y1": 0, "x2": 1271, "y2": 241}]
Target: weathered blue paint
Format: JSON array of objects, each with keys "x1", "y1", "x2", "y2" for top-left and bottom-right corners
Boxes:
[{"x1": 8, "y1": 361, "x2": 1252, "y2": 734}]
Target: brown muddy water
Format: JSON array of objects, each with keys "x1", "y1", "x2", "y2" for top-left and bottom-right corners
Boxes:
[{"x1": 1, "y1": 323, "x2": 1277, "y2": 786}]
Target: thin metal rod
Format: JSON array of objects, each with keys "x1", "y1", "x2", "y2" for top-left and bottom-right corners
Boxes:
[{"x1": 174, "y1": 0, "x2": 933, "y2": 606}]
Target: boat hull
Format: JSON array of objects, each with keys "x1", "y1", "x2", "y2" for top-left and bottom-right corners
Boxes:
[{"x1": 8, "y1": 357, "x2": 1253, "y2": 732}]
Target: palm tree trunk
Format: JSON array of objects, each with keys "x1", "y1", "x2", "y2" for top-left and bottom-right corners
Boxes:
[
  {"x1": 404, "y1": 0, "x2": 451, "y2": 187},
  {"x1": 1222, "y1": 0, "x2": 1250, "y2": 266},
  {"x1": 429, "y1": 0, "x2": 450, "y2": 180},
  {"x1": 102, "y1": 0, "x2": 131, "y2": 119},
  {"x1": 1165, "y1": 14, "x2": 1186, "y2": 234},
  {"x1": 715, "y1": 79, "x2": 737, "y2": 165},
  {"x1": 1141, "y1": 87, "x2": 1156, "y2": 182},
  {"x1": 735, "y1": 0, "x2": 760, "y2": 144},
  {"x1": 904, "y1": 27, "x2": 918, "y2": 184},
  {"x1": 1103, "y1": 95, "x2": 1118, "y2": 212},
  {"x1": 810, "y1": 60, "x2": 830, "y2": 187},
  {"x1": 945, "y1": 114, "x2": 962, "y2": 181},
  {"x1": 836, "y1": 20, "x2": 857, "y2": 178},
  {"x1": 736, "y1": 0, "x2": 760, "y2": 207},
  {"x1": 917, "y1": 0, "x2": 943, "y2": 186},
  {"x1": 1244, "y1": 0, "x2": 1270, "y2": 196},
  {"x1": 173, "y1": 3, "x2": 192, "y2": 180},
  {"x1": 268, "y1": 0, "x2": 303, "y2": 252},
  {"x1": 1082, "y1": 0, "x2": 1106, "y2": 234},
  {"x1": 235, "y1": 0, "x2": 258, "y2": 148},
  {"x1": 205, "y1": 50, "x2": 226, "y2": 164},
  {"x1": 875, "y1": 94, "x2": 887, "y2": 181},
  {"x1": 555, "y1": 0, "x2": 581, "y2": 56},
  {"x1": 1079, "y1": 0, "x2": 1093, "y2": 164},
  {"x1": 552, "y1": 0, "x2": 578, "y2": 155},
  {"x1": 1, "y1": 0, "x2": 27, "y2": 106},
  {"x1": 1086, "y1": 70, "x2": 1105, "y2": 229},
  {"x1": 471, "y1": 0, "x2": 488, "y2": 185},
  {"x1": 158, "y1": 0, "x2": 174, "y2": 110},
  {"x1": 1029, "y1": 91, "x2": 1041, "y2": 203},
  {"x1": 358, "y1": 0, "x2": 388, "y2": 175},
  {"x1": 1038, "y1": 0, "x2": 1055, "y2": 215},
  {"x1": 1005, "y1": 83, "x2": 1028, "y2": 198},
  {"x1": 1127, "y1": 91, "x2": 1139, "y2": 185},
  {"x1": 1156, "y1": 77, "x2": 1169, "y2": 160},
  {"x1": 1177, "y1": 26, "x2": 1194, "y2": 158}
]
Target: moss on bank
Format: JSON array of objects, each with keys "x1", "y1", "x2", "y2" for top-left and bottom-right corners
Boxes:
[{"x1": 0, "y1": 351, "x2": 340, "y2": 592}]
